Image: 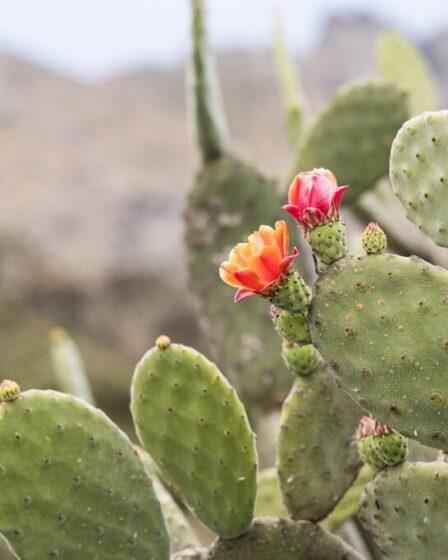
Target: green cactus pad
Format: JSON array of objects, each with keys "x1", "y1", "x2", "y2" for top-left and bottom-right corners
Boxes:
[
  {"x1": 0, "y1": 389, "x2": 169, "y2": 560},
  {"x1": 205, "y1": 517, "x2": 363, "y2": 559},
  {"x1": 362, "y1": 223, "x2": 387, "y2": 255},
  {"x1": 307, "y1": 221, "x2": 347, "y2": 266},
  {"x1": 378, "y1": 31, "x2": 438, "y2": 115},
  {"x1": 390, "y1": 111, "x2": 448, "y2": 248},
  {"x1": 310, "y1": 253, "x2": 448, "y2": 449},
  {"x1": 359, "y1": 461, "x2": 448, "y2": 559},
  {"x1": 277, "y1": 364, "x2": 362, "y2": 520},
  {"x1": 185, "y1": 155, "x2": 292, "y2": 409},
  {"x1": 281, "y1": 342, "x2": 319, "y2": 376},
  {"x1": 130, "y1": 340, "x2": 257, "y2": 538},
  {"x1": 270, "y1": 306, "x2": 311, "y2": 344},
  {"x1": 292, "y1": 80, "x2": 409, "y2": 202}
]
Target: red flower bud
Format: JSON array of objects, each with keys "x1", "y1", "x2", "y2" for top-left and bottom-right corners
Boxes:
[{"x1": 284, "y1": 168, "x2": 348, "y2": 231}]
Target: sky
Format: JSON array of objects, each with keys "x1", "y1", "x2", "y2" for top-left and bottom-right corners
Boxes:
[{"x1": 1, "y1": 0, "x2": 448, "y2": 81}]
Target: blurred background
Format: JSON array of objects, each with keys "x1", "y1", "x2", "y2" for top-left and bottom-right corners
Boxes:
[{"x1": 1, "y1": 0, "x2": 447, "y2": 427}]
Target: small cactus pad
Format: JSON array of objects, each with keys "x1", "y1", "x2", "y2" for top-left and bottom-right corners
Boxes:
[
  {"x1": 270, "y1": 306, "x2": 311, "y2": 344},
  {"x1": 0, "y1": 390, "x2": 169, "y2": 559},
  {"x1": 277, "y1": 364, "x2": 362, "y2": 520},
  {"x1": 185, "y1": 155, "x2": 291, "y2": 409},
  {"x1": 390, "y1": 111, "x2": 448, "y2": 247},
  {"x1": 281, "y1": 342, "x2": 319, "y2": 376},
  {"x1": 362, "y1": 222, "x2": 387, "y2": 255},
  {"x1": 292, "y1": 80, "x2": 409, "y2": 202},
  {"x1": 307, "y1": 221, "x2": 347, "y2": 265},
  {"x1": 130, "y1": 341, "x2": 257, "y2": 538},
  {"x1": 310, "y1": 253, "x2": 448, "y2": 448},
  {"x1": 205, "y1": 517, "x2": 363, "y2": 560},
  {"x1": 378, "y1": 31, "x2": 438, "y2": 115},
  {"x1": 359, "y1": 461, "x2": 448, "y2": 559}
]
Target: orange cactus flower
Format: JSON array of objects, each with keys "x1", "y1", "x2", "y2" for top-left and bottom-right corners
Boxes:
[{"x1": 219, "y1": 220, "x2": 298, "y2": 302}]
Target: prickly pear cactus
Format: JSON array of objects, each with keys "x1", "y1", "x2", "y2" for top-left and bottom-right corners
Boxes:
[
  {"x1": 130, "y1": 337, "x2": 257, "y2": 538},
  {"x1": 359, "y1": 461, "x2": 448, "y2": 559},
  {"x1": 0, "y1": 388, "x2": 169, "y2": 559},
  {"x1": 277, "y1": 363, "x2": 362, "y2": 520},
  {"x1": 390, "y1": 110, "x2": 448, "y2": 247},
  {"x1": 184, "y1": 0, "x2": 291, "y2": 410},
  {"x1": 292, "y1": 80, "x2": 409, "y2": 202},
  {"x1": 310, "y1": 253, "x2": 448, "y2": 449}
]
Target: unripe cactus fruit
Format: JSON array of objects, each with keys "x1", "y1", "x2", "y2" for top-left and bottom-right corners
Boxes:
[
  {"x1": 356, "y1": 416, "x2": 407, "y2": 471},
  {"x1": 0, "y1": 380, "x2": 20, "y2": 403},
  {"x1": 131, "y1": 339, "x2": 257, "y2": 538},
  {"x1": 270, "y1": 306, "x2": 311, "y2": 344},
  {"x1": 268, "y1": 271, "x2": 312, "y2": 312},
  {"x1": 281, "y1": 342, "x2": 319, "y2": 376},
  {"x1": 362, "y1": 222, "x2": 387, "y2": 254},
  {"x1": 306, "y1": 220, "x2": 347, "y2": 265}
]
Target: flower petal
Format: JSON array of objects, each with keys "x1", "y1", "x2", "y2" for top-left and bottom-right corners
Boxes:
[
  {"x1": 233, "y1": 268, "x2": 265, "y2": 291},
  {"x1": 288, "y1": 173, "x2": 313, "y2": 207},
  {"x1": 279, "y1": 246, "x2": 299, "y2": 272},
  {"x1": 283, "y1": 204, "x2": 302, "y2": 222},
  {"x1": 274, "y1": 220, "x2": 289, "y2": 257},
  {"x1": 332, "y1": 185, "x2": 348, "y2": 214},
  {"x1": 234, "y1": 288, "x2": 256, "y2": 302}
]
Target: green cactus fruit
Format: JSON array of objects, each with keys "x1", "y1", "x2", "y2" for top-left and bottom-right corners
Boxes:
[
  {"x1": 273, "y1": 14, "x2": 307, "y2": 148},
  {"x1": 0, "y1": 388, "x2": 169, "y2": 560},
  {"x1": 130, "y1": 337, "x2": 257, "y2": 538},
  {"x1": 0, "y1": 380, "x2": 21, "y2": 403},
  {"x1": 277, "y1": 364, "x2": 362, "y2": 520},
  {"x1": 281, "y1": 341, "x2": 319, "y2": 376},
  {"x1": 291, "y1": 79, "x2": 409, "y2": 202},
  {"x1": 378, "y1": 31, "x2": 438, "y2": 115},
  {"x1": 321, "y1": 465, "x2": 373, "y2": 532},
  {"x1": 356, "y1": 416, "x2": 407, "y2": 471},
  {"x1": 137, "y1": 447, "x2": 200, "y2": 553},
  {"x1": 205, "y1": 517, "x2": 363, "y2": 560},
  {"x1": 269, "y1": 271, "x2": 312, "y2": 312},
  {"x1": 270, "y1": 306, "x2": 311, "y2": 344},
  {"x1": 307, "y1": 221, "x2": 347, "y2": 265},
  {"x1": 390, "y1": 110, "x2": 448, "y2": 248},
  {"x1": 309, "y1": 252, "x2": 448, "y2": 449},
  {"x1": 362, "y1": 222, "x2": 387, "y2": 254},
  {"x1": 359, "y1": 461, "x2": 448, "y2": 559},
  {"x1": 254, "y1": 467, "x2": 289, "y2": 518},
  {"x1": 49, "y1": 328, "x2": 95, "y2": 405}
]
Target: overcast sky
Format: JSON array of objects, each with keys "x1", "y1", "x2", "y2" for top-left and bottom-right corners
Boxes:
[{"x1": 1, "y1": 0, "x2": 448, "y2": 81}]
